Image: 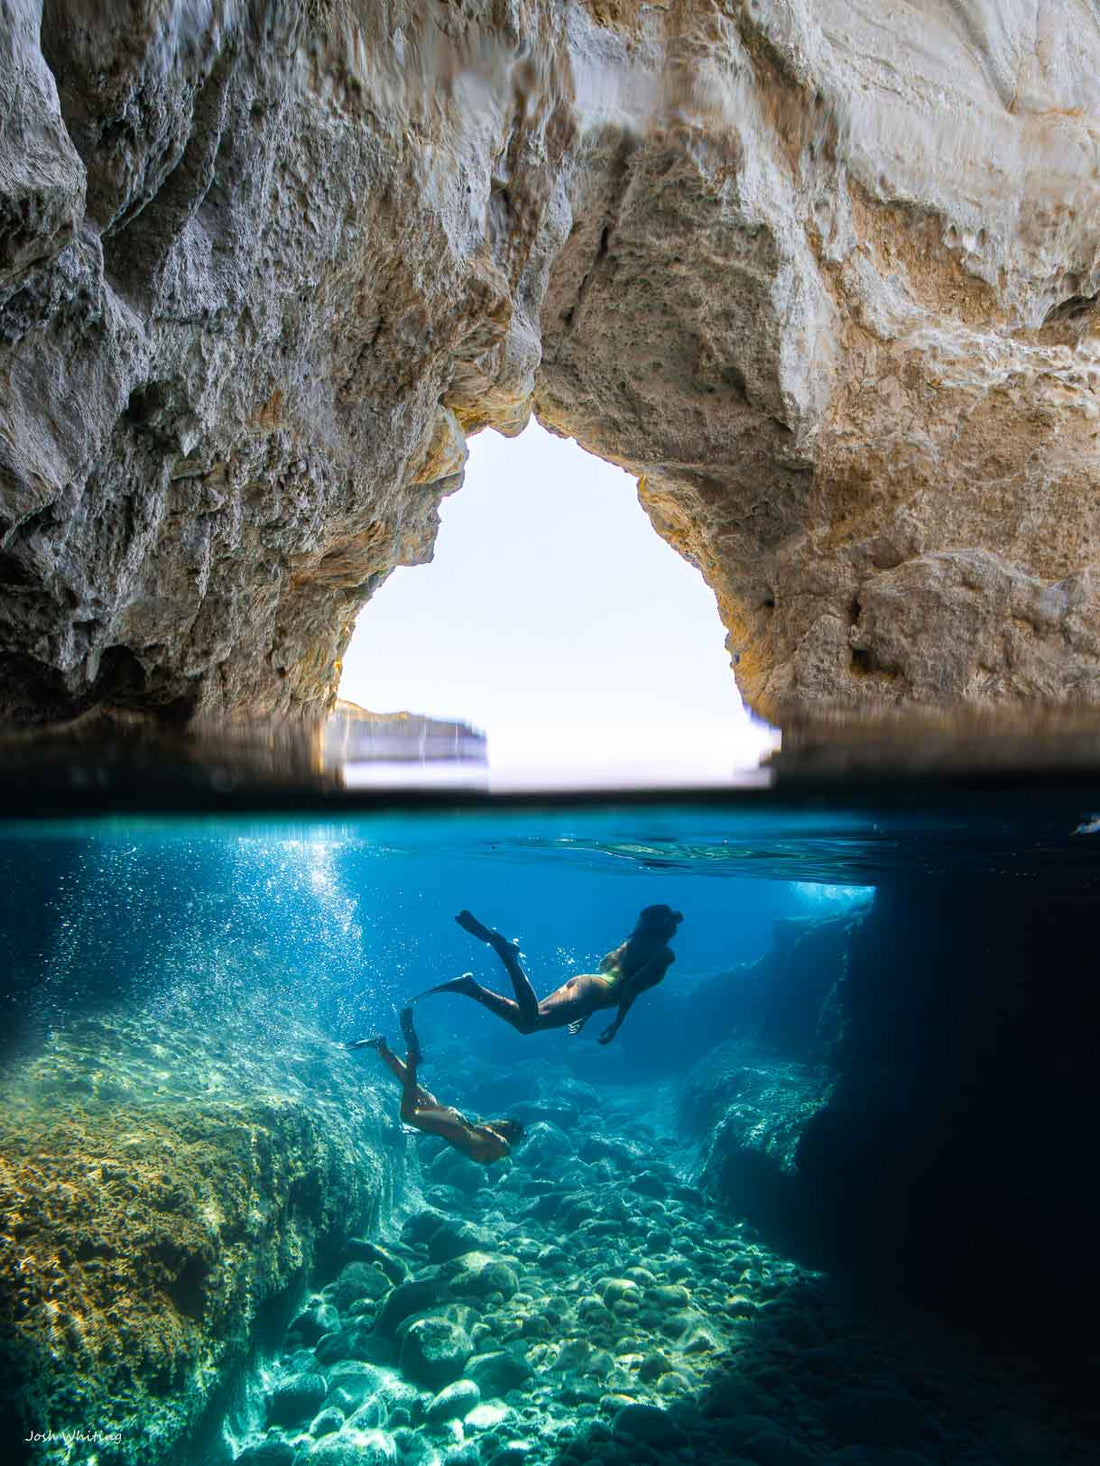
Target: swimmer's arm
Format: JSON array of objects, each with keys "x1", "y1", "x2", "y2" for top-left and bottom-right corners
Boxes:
[{"x1": 597, "y1": 952, "x2": 674, "y2": 1045}]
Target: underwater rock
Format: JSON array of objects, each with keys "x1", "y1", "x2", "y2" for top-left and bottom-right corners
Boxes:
[
  {"x1": 328, "y1": 1261, "x2": 392, "y2": 1310},
  {"x1": 398, "y1": 1318, "x2": 474, "y2": 1392},
  {"x1": 517, "y1": 1121, "x2": 576, "y2": 1173},
  {"x1": 306, "y1": 1430, "x2": 397, "y2": 1466},
  {"x1": 742, "y1": 1430, "x2": 819, "y2": 1466},
  {"x1": 266, "y1": 1371, "x2": 328, "y2": 1428},
  {"x1": 0, "y1": 1012, "x2": 402, "y2": 1466},
  {"x1": 464, "y1": 1350, "x2": 534, "y2": 1399},
  {"x1": 446, "y1": 1252, "x2": 520, "y2": 1302},
  {"x1": 426, "y1": 1220, "x2": 493, "y2": 1264},
  {"x1": 426, "y1": 1378, "x2": 481, "y2": 1424},
  {"x1": 613, "y1": 1402, "x2": 688, "y2": 1449},
  {"x1": 402, "y1": 1212, "x2": 448, "y2": 1247},
  {"x1": 375, "y1": 1275, "x2": 446, "y2": 1337},
  {"x1": 324, "y1": 1361, "x2": 388, "y2": 1411},
  {"x1": 315, "y1": 1322, "x2": 397, "y2": 1369},
  {"x1": 492, "y1": 1446, "x2": 534, "y2": 1466},
  {"x1": 309, "y1": 1407, "x2": 345, "y2": 1439},
  {"x1": 292, "y1": 1302, "x2": 342, "y2": 1347},
  {"x1": 343, "y1": 1240, "x2": 409, "y2": 1286},
  {"x1": 426, "y1": 1148, "x2": 491, "y2": 1198},
  {"x1": 235, "y1": 1442, "x2": 296, "y2": 1466},
  {"x1": 683, "y1": 1044, "x2": 839, "y2": 1255}
]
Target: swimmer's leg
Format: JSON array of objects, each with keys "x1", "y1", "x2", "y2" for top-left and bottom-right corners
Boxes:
[
  {"x1": 410, "y1": 971, "x2": 537, "y2": 1034},
  {"x1": 364, "y1": 1037, "x2": 408, "y2": 1087},
  {"x1": 455, "y1": 910, "x2": 539, "y2": 1027},
  {"x1": 399, "y1": 1006, "x2": 423, "y2": 1066},
  {"x1": 397, "y1": 1021, "x2": 444, "y2": 1119}
]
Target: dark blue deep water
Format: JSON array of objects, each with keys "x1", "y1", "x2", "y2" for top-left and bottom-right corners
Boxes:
[{"x1": 2, "y1": 787, "x2": 1099, "y2": 1466}]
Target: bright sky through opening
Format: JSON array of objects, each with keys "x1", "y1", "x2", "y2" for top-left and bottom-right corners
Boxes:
[{"x1": 338, "y1": 422, "x2": 778, "y2": 784}]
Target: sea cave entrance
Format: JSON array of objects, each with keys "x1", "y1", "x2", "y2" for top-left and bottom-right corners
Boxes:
[{"x1": 337, "y1": 422, "x2": 777, "y2": 786}]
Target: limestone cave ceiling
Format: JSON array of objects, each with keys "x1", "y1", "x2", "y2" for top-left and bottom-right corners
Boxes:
[{"x1": 2, "y1": 0, "x2": 1099, "y2": 727}]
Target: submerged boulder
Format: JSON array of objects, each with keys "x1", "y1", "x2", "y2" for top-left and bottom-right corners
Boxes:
[
  {"x1": 426, "y1": 1379, "x2": 481, "y2": 1424},
  {"x1": 328, "y1": 1261, "x2": 392, "y2": 1310},
  {"x1": 0, "y1": 1011, "x2": 403, "y2": 1466},
  {"x1": 446, "y1": 1252, "x2": 519, "y2": 1301},
  {"x1": 426, "y1": 1220, "x2": 492, "y2": 1264},
  {"x1": 399, "y1": 1318, "x2": 473, "y2": 1392},
  {"x1": 613, "y1": 1403, "x2": 688, "y2": 1449},
  {"x1": 375, "y1": 1274, "x2": 446, "y2": 1337},
  {"x1": 266, "y1": 1371, "x2": 328, "y2": 1427},
  {"x1": 464, "y1": 1351, "x2": 534, "y2": 1399}
]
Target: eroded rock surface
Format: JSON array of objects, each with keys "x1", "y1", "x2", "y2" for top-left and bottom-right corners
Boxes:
[
  {"x1": 3, "y1": 1, "x2": 1100, "y2": 725},
  {"x1": 0, "y1": 1011, "x2": 403, "y2": 1464}
]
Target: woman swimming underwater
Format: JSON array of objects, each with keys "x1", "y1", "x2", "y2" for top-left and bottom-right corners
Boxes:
[
  {"x1": 348, "y1": 1007, "x2": 524, "y2": 1164},
  {"x1": 414, "y1": 904, "x2": 682, "y2": 1045}
]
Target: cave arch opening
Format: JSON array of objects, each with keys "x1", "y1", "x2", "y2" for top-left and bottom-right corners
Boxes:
[{"x1": 338, "y1": 421, "x2": 777, "y2": 783}]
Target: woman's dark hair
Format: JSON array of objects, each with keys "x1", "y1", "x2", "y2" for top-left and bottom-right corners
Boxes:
[
  {"x1": 633, "y1": 904, "x2": 684, "y2": 932},
  {"x1": 600, "y1": 906, "x2": 683, "y2": 975}
]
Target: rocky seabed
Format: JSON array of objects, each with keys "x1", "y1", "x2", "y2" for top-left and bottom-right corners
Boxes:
[{"x1": 227, "y1": 1077, "x2": 1097, "y2": 1466}]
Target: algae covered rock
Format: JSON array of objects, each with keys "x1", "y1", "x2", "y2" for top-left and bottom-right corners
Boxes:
[
  {"x1": 446, "y1": 1251, "x2": 520, "y2": 1301},
  {"x1": 329, "y1": 1260, "x2": 392, "y2": 1310},
  {"x1": 0, "y1": 1013, "x2": 402, "y2": 1465},
  {"x1": 399, "y1": 1318, "x2": 473, "y2": 1391},
  {"x1": 426, "y1": 1219, "x2": 492, "y2": 1264},
  {"x1": 343, "y1": 1239, "x2": 409, "y2": 1285},
  {"x1": 464, "y1": 1350, "x2": 534, "y2": 1399},
  {"x1": 324, "y1": 1361, "x2": 388, "y2": 1412},
  {"x1": 375, "y1": 1274, "x2": 446, "y2": 1336},
  {"x1": 236, "y1": 1441, "x2": 296, "y2": 1465},
  {"x1": 426, "y1": 1378, "x2": 481, "y2": 1424},
  {"x1": 308, "y1": 1430, "x2": 397, "y2": 1465},
  {"x1": 266, "y1": 1370, "x2": 328, "y2": 1427}
]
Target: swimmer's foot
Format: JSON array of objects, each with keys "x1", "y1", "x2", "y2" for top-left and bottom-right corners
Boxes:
[
  {"x1": 346, "y1": 1034, "x2": 386, "y2": 1052},
  {"x1": 399, "y1": 1006, "x2": 422, "y2": 1066},
  {"x1": 455, "y1": 909, "x2": 494, "y2": 942},
  {"x1": 410, "y1": 971, "x2": 478, "y2": 1002},
  {"x1": 455, "y1": 910, "x2": 519, "y2": 958}
]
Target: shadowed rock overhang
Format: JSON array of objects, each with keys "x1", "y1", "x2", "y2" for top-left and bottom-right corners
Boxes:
[{"x1": 2, "y1": 0, "x2": 1100, "y2": 730}]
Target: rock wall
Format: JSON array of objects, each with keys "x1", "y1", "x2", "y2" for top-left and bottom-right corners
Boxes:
[
  {"x1": 0, "y1": 1009, "x2": 404, "y2": 1466},
  {"x1": 684, "y1": 889, "x2": 1100, "y2": 1327},
  {"x1": 3, "y1": 1, "x2": 1100, "y2": 727}
]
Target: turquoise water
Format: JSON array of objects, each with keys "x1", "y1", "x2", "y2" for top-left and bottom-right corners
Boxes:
[{"x1": 2, "y1": 791, "x2": 1099, "y2": 1466}]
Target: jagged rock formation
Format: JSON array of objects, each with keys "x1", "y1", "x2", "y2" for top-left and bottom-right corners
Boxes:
[{"x1": 3, "y1": 1, "x2": 1100, "y2": 727}]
